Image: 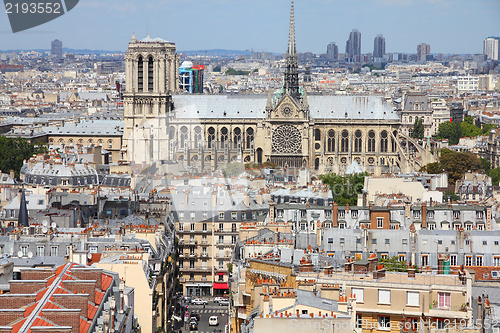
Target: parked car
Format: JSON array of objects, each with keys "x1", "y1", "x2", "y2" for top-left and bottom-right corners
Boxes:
[
  {"x1": 189, "y1": 321, "x2": 198, "y2": 331},
  {"x1": 218, "y1": 299, "x2": 229, "y2": 306},
  {"x1": 213, "y1": 329, "x2": 223, "y2": 333},
  {"x1": 183, "y1": 296, "x2": 194, "y2": 304},
  {"x1": 209, "y1": 316, "x2": 219, "y2": 326},
  {"x1": 190, "y1": 312, "x2": 200, "y2": 321},
  {"x1": 191, "y1": 298, "x2": 208, "y2": 305},
  {"x1": 213, "y1": 297, "x2": 224, "y2": 303}
]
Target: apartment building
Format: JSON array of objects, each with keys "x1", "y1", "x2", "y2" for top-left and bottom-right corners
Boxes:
[{"x1": 170, "y1": 185, "x2": 268, "y2": 296}]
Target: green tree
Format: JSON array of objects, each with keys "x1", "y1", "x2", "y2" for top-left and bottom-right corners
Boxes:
[
  {"x1": 460, "y1": 116, "x2": 482, "y2": 138},
  {"x1": 489, "y1": 167, "x2": 500, "y2": 186},
  {"x1": 0, "y1": 137, "x2": 46, "y2": 178},
  {"x1": 213, "y1": 66, "x2": 221, "y2": 72},
  {"x1": 411, "y1": 117, "x2": 424, "y2": 139},
  {"x1": 480, "y1": 157, "x2": 491, "y2": 174},
  {"x1": 436, "y1": 121, "x2": 462, "y2": 145},
  {"x1": 439, "y1": 148, "x2": 482, "y2": 185},
  {"x1": 420, "y1": 162, "x2": 442, "y2": 174},
  {"x1": 379, "y1": 256, "x2": 409, "y2": 272},
  {"x1": 319, "y1": 172, "x2": 367, "y2": 206},
  {"x1": 481, "y1": 123, "x2": 496, "y2": 135}
]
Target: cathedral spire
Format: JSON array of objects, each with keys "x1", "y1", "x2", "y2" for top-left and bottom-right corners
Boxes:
[
  {"x1": 283, "y1": 0, "x2": 300, "y2": 101},
  {"x1": 287, "y1": 0, "x2": 296, "y2": 57}
]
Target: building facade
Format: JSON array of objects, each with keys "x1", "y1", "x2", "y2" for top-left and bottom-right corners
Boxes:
[
  {"x1": 373, "y1": 34, "x2": 386, "y2": 59},
  {"x1": 483, "y1": 37, "x2": 500, "y2": 61}
]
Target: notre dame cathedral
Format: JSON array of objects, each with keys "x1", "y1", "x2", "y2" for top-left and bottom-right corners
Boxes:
[{"x1": 122, "y1": 1, "x2": 433, "y2": 175}]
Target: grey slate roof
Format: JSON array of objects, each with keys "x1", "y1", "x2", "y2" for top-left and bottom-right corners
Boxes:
[{"x1": 171, "y1": 94, "x2": 399, "y2": 120}]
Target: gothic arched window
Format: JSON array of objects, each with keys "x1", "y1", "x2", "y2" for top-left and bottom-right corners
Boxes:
[
  {"x1": 233, "y1": 127, "x2": 241, "y2": 148},
  {"x1": 207, "y1": 127, "x2": 215, "y2": 149},
  {"x1": 341, "y1": 130, "x2": 349, "y2": 152},
  {"x1": 246, "y1": 128, "x2": 254, "y2": 149},
  {"x1": 380, "y1": 130, "x2": 388, "y2": 153},
  {"x1": 148, "y1": 56, "x2": 154, "y2": 92},
  {"x1": 138, "y1": 56, "x2": 144, "y2": 92},
  {"x1": 194, "y1": 126, "x2": 202, "y2": 148},
  {"x1": 180, "y1": 126, "x2": 188, "y2": 149},
  {"x1": 354, "y1": 130, "x2": 362, "y2": 153},
  {"x1": 220, "y1": 127, "x2": 228, "y2": 147},
  {"x1": 368, "y1": 130, "x2": 376, "y2": 152},
  {"x1": 327, "y1": 130, "x2": 335, "y2": 152}
]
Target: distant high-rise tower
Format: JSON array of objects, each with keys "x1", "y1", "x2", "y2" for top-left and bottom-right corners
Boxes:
[
  {"x1": 326, "y1": 42, "x2": 338, "y2": 61},
  {"x1": 51, "y1": 39, "x2": 63, "y2": 59},
  {"x1": 417, "y1": 43, "x2": 430, "y2": 62},
  {"x1": 345, "y1": 29, "x2": 361, "y2": 59},
  {"x1": 373, "y1": 35, "x2": 386, "y2": 59},
  {"x1": 483, "y1": 37, "x2": 500, "y2": 61}
]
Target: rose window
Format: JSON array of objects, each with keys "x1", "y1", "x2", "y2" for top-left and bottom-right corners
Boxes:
[{"x1": 272, "y1": 124, "x2": 302, "y2": 154}]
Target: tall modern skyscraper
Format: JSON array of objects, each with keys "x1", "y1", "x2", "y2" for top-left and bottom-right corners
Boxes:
[
  {"x1": 326, "y1": 42, "x2": 338, "y2": 61},
  {"x1": 373, "y1": 34, "x2": 386, "y2": 59},
  {"x1": 51, "y1": 39, "x2": 63, "y2": 59},
  {"x1": 417, "y1": 43, "x2": 430, "y2": 62},
  {"x1": 483, "y1": 37, "x2": 500, "y2": 61},
  {"x1": 345, "y1": 29, "x2": 361, "y2": 59}
]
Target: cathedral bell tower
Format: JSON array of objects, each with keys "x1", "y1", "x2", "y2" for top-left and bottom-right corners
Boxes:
[
  {"x1": 283, "y1": 0, "x2": 301, "y2": 101},
  {"x1": 122, "y1": 34, "x2": 179, "y2": 163}
]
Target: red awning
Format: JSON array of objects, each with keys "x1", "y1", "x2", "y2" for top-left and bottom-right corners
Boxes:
[{"x1": 213, "y1": 283, "x2": 229, "y2": 290}]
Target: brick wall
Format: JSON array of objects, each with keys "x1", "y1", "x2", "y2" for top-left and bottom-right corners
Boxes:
[
  {"x1": 41, "y1": 310, "x2": 80, "y2": 333},
  {"x1": 62, "y1": 281, "x2": 96, "y2": 303},
  {"x1": 0, "y1": 295, "x2": 37, "y2": 309},
  {"x1": 70, "y1": 268, "x2": 102, "y2": 290},
  {"x1": 20, "y1": 269, "x2": 55, "y2": 281},
  {"x1": 0, "y1": 328, "x2": 12, "y2": 333},
  {"x1": 0, "y1": 309, "x2": 24, "y2": 326},
  {"x1": 10, "y1": 281, "x2": 47, "y2": 294},
  {"x1": 31, "y1": 329, "x2": 71, "y2": 333},
  {"x1": 52, "y1": 295, "x2": 88, "y2": 319}
]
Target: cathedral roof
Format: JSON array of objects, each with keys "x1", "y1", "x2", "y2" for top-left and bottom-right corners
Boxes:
[{"x1": 171, "y1": 94, "x2": 399, "y2": 121}]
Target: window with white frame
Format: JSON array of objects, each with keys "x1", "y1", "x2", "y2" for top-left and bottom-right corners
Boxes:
[
  {"x1": 378, "y1": 289, "x2": 391, "y2": 304},
  {"x1": 494, "y1": 257, "x2": 500, "y2": 266},
  {"x1": 219, "y1": 212, "x2": 224, "y2": 220},
  {"x1": 453, "y1": 211, "x2": 460, "y2": 219},
  {"x1": 36, "y1": 246, "x2": 44, "y2": 257},
  {"x1": 407, "y1": 291, "x2": 419, "y2": 306},
  {"x1": 50, "y1": 246, "x2": 58, "y2": 256},
  {"x1": 465, "y1": 256, "x2": 472, "y2": 266},
  {"x1": 421, "y1": 255, "x2": 429, "y2": 267},
  {"x1": 178, "y1": 223, "x2": 184, "y2": 231},
  {"x1": 338, "y1": 210, "x2": 345, "y2": 218},
  {"x1": 202, "y1": 212, "x2": 208, "y2": 219},
  {"x1": 202, "y1": 223, "x2": 207, "y2": 231},
  {"x1": 352, "y1": 288, "x2": 364, "y2": 303},
  {"x1": 438, "y1": 292, "x2": 450, "y2": 309},
  {"x1": 190, "y1": 223, "x2": 195, "y2": 231},
  {"x1": 190, "y1": 212, "x2": 195, "y2": 220},
  {"x1": 378, "y1": 316, "x2": 390, "y2": 329},
  {"x1": 179, "y1": 212, "x2": 184, "y2": 220},
  {"x1": 450, "y1": 255, "x2": 457, "y2": 266},
  {"x1": 377, "y1": 217, "x2": 384, "y2": 228},
  {"x1": 231, "y1": 212, "x2": 237, "y2": 220},
  {"x1": 351, "y1": 210, "x2": 358, "y2": 218},
  {"x1": 476, "y1": 256, "x2": 483, "y2": 266},
  {"x1": 219, "y1": 260, "x2": 224, "y2": 269},
  {"x1": 428, "y1": 210, "x2": 434, "y2": 219},
  {"x1": 413, "y1": 210, "x2": 420, "y2": 219},
  {"x1": 218, "y1": 235, "x2": 224, "y2": 244},
  {"x1": 477, "y1": 224, "x2": 484, "y2": 230}
]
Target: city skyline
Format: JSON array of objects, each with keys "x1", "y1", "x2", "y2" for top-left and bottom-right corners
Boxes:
[{"x1": 0, "y1": 0, "x2": 498, "y2": 55}]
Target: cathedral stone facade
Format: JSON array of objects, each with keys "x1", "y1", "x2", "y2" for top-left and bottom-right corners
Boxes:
[{"x1": 122, "y1": 2, "x2": 431, "y2": 174}]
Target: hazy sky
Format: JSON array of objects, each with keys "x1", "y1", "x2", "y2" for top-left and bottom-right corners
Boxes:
[{"x1": 1, "y1": 0, "x2": 499, "y2": 54}]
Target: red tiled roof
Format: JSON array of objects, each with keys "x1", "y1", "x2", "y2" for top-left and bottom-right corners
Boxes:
[
  {"x1": 43, "y1": 301, "x2": 62, "y2": 310},
  {"x1": 47, "y1": 276, "x2": 56, "y2": 285},
  {"x1": 32, "y1": 316, "x2": 54, "y2": 327},
  {"x1": 11, "y1": 318, "x2": 26, "y2": 332},
  {"x1": 80, "y1": 318, "x2": 91, "y2": 333},
  {"x1": 36, "y1": 288, "x2": 48, "y2": 301},
  {"x1": 88, "y1": 253, "x2": 102, "y2": 265},
  {"x1": 24, "y1": 302, "x2": 37, "y2": 317},
  {"x1": 95, "y1": 290, "x2": 104, "y2": 305},
  {"x1": 87, "y1": 303, "x2": 98, "y2": 319},
  {"x1": 466, "y1": 266, "x2": 500, "y2": 280},
  {"x1": 53, "y1": 287, "x2": 70, "y2": 294},
  {"x1": 55, "y1": 265, "x2": 65, "y2": 276},
  {"x1": 101, "y1": 274, "x2": 113, "y2": 291}
]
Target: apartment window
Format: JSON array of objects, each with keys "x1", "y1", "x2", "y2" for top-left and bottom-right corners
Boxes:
[
  {"x1": 352, "y1": 288, "x2": 364, "y2": 303},
  {"x1": 450, "y1": 255, "x2": 457, "y2": 266},
  {"x1": 438, "y1": 292, "x2": 451, "y2": 309},
  {"x1": 390, "y1": 224, "x2": 398, "y2": 230},
  {"x1": 50, "y1": 246, "x2": 58, "y2": 256},
  {"x1": 219, "y1": 260, "x2": 224, "y2": 270},
  {"x1": 494, "y1": 257, "x2": 500, "y2": 266},
  {"x1": 351, "y1": 210, "x2": 358, "y2": 218},
  {"x1": 378, "y1": 290, "x2": 390, "y2": 304},
  {"x1": 189, "y1": 273, "x2": 194, "y2": 281},
  {"x1": 218, "y1": 274, "x2": 224, "y2": 281},
  {"x1": 189, "y1": 235, "x2": 194, "y2": 243},
  {"x1": 378, "y1": 316, "x2": 391, "y2": 329},
  {"x1": 465, "y1": 224, "x2": 472, "y2": 231},
  {"x1": 328, "y1": 238, "x2": 333, "y2": 244},
  {"x1": 413, "y1": 210, "x2": 420, "y2": 219},
  {"x1": 202, "y1": 260, "x2": 207, "y2": 269},
  {"x1": 189, "y1": 260, "x2": 194, "y2": 269},
  {"x1": 338, "y1": 210, "x2": 345, "y2": 218},
  {"x1": 339, "y1": 223, "x2": 346, "y2": 229},
  {"x1": 232, "y1": 223, "x2": 236, "y2": 232},
  {"x1": 190, "y1": 212, "x2": 195, "y2": 220},
  {"x1": 325, "y1": 210, "x2": 331, "y2": 218},
  {"x1": 340, "y1": 238, "x2": 345, "y2": 245},
  {"x1": 218, "y1": 235, "x2": 224, "y2": 244},
  {"x1": 402, "y1": 239, "x2": 408, "y2": 245},
  {"x1": 190, "y1": 247, "x2": 195, "y2": 256},
  {"x1": 231, "y1": 212, "x2": 237, "y2": 220},
  {"x1": 202, "y1": 273, "x2": 207, "y2": 281},
  {"x1": 372, "y1": 239, "x2": 377, "y2": 244},
  {"x1": 428, "y1": 210, "x2": 434, "y2": 219},
  {"x1": 252, "y1": 211, "x2": 256, "y2": 219},
  {"x1": 451, "y1": 240, "x2": 456, "y2": 245},
  {"x1": 36, "y1": 246, "x2": 44, "y2": 257},
  {"x1": 219, "y1": 212, "x2": 224, "y2": 220},
  {"x1": 438, "y1": 240, "x2": 442, "y2": 245},
  {"x1": 483, "y1": 241, "x2": 488, "y2": 245},
  {"x1": 377, "y1": 217, "x2": 383, "y2": 228},
  {"x1": 476, "y1": 256, "x2": 483, "y2": 266},
  {"x1": 179, "y1": 260, "x2": 183, "y2": 268},
  {"x1": 300, "y1": 223, "x2": 306, "y2": 231},
  {"x1": 202, "y1": 223, "x2": 207, "y2": 231},
  {"x1": 202, "y1": 235, "x2": 207, "y2": 243},
  {"x1": 421, "y1": 255, "x2": 429, "y2": 267},
  {"x1": 232, "y1": 236, "x2": 237, "y2": 244},
  {"x1": 495, "y1": 241, "x2": 499, "y2": 246},
  {"x1": 465, "y1": 240, "x2": 470, "y2": 245},
  {"x1": 178, "y1": 223, "x2": 184, "y2": 231},
  {"x1": 242, "y1": 212, "x2": 246, "y2": 220},
  {"x1": 66, "y1": 245, "x2": 71, "y2": 255},
  {"x1": 202, "y1": 212, "x2": 208, "y2": 219},
  {"x1": 477, "y1": 211, "x2": 484, "y2": 219},
  {"x1": 399, "y1": 254, "x2": 406, "y2": 262},
  {"x1": 407, "y1": 291, "x2": 419, "y2": 306},
  {"x1": 385, "y1": 239, "x2": 390, "y2": 245},
  {"x1": 477, "y1": 224, "x2": 484, "y2": 230},
  {"x1": 190, "y1": 223, "x2": 195, "y2": 231},
  {"x1": 179, "y1": 212, "x2": 184, "y2": 220},
  {"x1": 302, "y1": 310, "x2": 308, "y2": 315},
  {"x1": 219, "y1": 223, "x2": 224, "y2": 231},
  {"x1": 453, "y1": 211, "x2": 460, "y2": 219},
  {"x1": 356, "y1": 238, "x2": 361, "y2": 244},
  {"x1": 465, "y1": 256, "x2": 472, "y2": 266}
]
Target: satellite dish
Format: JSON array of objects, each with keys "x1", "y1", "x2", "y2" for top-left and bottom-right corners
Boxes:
[
  {"x1": 17, "y1": 251, "x2": 23, "y2": 258},
  {"x1": 42, "y1": 226, "x2": 48, "y2": 234},
  {"x1": 42, "y1": 220, "x2": 48, "y2": 227},
  {"x1": 28, "y1": 252, "x2": 33, "y2": 259},
  {"x1": 51, "y1": 222, "x2": 56, "y2": 229},
  {"x1": 87, "y1": 252, "x2": 92, "y2": 260}
]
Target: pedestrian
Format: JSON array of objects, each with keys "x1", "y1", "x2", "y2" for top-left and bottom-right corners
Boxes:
[{"x1": 204, "y1": 303, "x2": 206, "y2": 309}]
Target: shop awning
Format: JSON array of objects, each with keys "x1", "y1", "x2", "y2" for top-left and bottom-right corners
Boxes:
[{"x1": 213, "y1": 282, "x2": 229, "y2": 290}]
